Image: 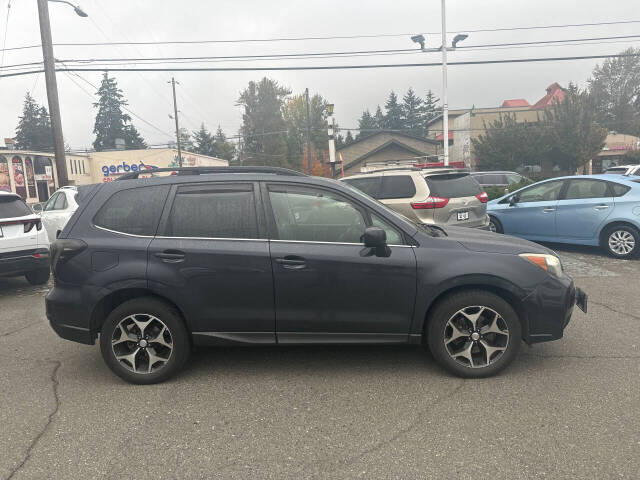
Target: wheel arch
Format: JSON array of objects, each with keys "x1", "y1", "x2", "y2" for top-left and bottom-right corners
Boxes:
[
  {"x1": 598, "y1": 220, "x2": 640, "y2": 246},
  {"x1": 418, "y1": 276, "x2": 529, "y2": 342},
  {"x1": 90, "y1": 288, "x2": 189, "y2": 335}
]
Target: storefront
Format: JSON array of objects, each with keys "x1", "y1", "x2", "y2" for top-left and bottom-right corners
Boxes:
[{"x1": 0, "y1": 152, "x2": 59, "y2": 203}]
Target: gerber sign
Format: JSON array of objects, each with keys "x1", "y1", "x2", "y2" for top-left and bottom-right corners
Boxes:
[{"x1": 101, "y1": 161, "x2": 157, "y2": 181}]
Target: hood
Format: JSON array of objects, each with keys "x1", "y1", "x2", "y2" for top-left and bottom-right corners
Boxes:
[{"x1": 442, "y1": 226, "x2": 553, "y2": 255}]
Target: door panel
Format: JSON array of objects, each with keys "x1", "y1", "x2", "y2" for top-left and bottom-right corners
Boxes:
[
  {"x1": 556, "y1": 179, "x2": 614, "y2": 239},
  {"x1": 270, "y1": 241, "x2": 417, "y2": 336},
  {"x1": 500, "y1": 180, "x2": 564, "y2": 238}
]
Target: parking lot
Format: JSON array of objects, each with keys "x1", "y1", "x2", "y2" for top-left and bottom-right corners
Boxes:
[{"x1": 1, "y1": 245, "x2": 638, "y2": 480}]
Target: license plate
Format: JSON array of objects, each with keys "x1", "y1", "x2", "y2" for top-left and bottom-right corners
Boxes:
[
  {"x1": 576, "y1": 287, "x2": 588, "y2": 313},
  {"x1": 457, "y1": 211, "x2": 469, "y2": 221}
]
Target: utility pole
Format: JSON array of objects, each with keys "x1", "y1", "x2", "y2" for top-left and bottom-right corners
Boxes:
[
  {"x1": 327, "y1": 104, "x2": 336, "y2": 177},
  {"x1": 170, "y1": 77, "x2": 182, "y2": 167},
  {"x1": 37, "y1": 0, "x2": 68, "y2": 186},
  {"x1": 305, "y1": 88, "x2": 312, "y2": 175},
  {"x1": 440, "y1": 0, "x2": 449, "y2": 166}
]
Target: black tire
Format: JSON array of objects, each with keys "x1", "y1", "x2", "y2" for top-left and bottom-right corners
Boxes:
[
  {"x1": 427, "y1": 290, "x2": 521, "y2": 378},
  {"x1": 488, "y1": 216, "x2": 503, "y2": 234},
  {"x1": 602, "y1": 224, "x2": 639, "y2": 259},
  {"x1": 99, "y1": 297, "x2": 190, "y2": 384},
  {"x1": 25, "y1": 268, "x2": 50, "y2": 285}
]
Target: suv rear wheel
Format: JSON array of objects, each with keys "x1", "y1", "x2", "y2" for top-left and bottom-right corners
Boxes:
[
  {"x1": 99, "y1": 297, "x2": 190, "y2": 384},
  {"x1": 427, "y1": 290, "x2": 521, "y2": 378}
]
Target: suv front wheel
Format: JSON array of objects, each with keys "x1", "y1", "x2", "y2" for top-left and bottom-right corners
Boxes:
[
  {"x1": 427, "y1": 290, "x2": 521, "y2": 378},
  {"x1": 99, "y1": 297, "x2": 190, "y2": 384}
]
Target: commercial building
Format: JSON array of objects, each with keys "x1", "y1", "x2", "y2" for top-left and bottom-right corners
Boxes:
[
  {"x1": 0, "y1": 147, "x2": 228, "y2": 204},
  {"x1": 584, "y1": 132, "x2": 640, "y2": 174}
]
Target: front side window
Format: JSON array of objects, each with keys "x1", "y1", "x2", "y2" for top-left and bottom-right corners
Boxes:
[
  {"x1": 379, "y1": 176, "x2": 416, "y2": 199},
  {"x1": 269, "y1": 187, "x2": 366, "y2": 243},
  {"x1": 53, "y1": 192, "x2": 68, "y2": 210},
  {"x1": 564, "y1": 179, "x2": 609, "y2": 200},
  {"x1": 371, "y1": 213, "x2": 403, "y2": 245},
  {"x1": 94, "y1": 185, "x2": 169, "y2": 236},
  {"x1": 166, "y1": 184, "x2": 258, "y2": 239},
  {"x1": 517, "y1": 180, "x2": 564, "y2": 203},
  {"x1": 44, "y1": 192, "x2": 59, "y2": 211}
]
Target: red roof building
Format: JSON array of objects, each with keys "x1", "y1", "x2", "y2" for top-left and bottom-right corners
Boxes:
[
  {"x1": 501, "y1": 99, "x2": 530, "y2": 108},
  {"x1": 531, "y1": 83, "x2": 566, "y2": 109}
]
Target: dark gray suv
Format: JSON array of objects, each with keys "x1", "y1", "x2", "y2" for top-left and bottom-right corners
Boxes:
[{"x1": 46, "y1": 167, "x2": 586, "y2": 384}]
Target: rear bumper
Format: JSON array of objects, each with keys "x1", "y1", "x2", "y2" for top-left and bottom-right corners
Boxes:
[
  {"x1": 0, "y1": 249, "x2": 49, "y2": 277},
  {"x1": 522, "y1": 274, "x2": 576, "y2": 344},
  {"x1": 45, "y1": 283, "x2": 98, "y2": 345}
]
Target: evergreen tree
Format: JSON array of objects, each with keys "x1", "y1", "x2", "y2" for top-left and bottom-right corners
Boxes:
[
  {"x1": 92, "y1": 72, "x2": 146, "y2": 151},
  {"x1": 237, "y1": 77, "x2": 291, "y2": 167},
  {"x1": 374, "y1": 105, "x2": 385, "y2": 130},
  {"x1": 15, "y1": 93, "x2": 53, "y2": 151},
  {"x1": 401, "y1": 87, "x2": 425, "y2": 134},
  {"x1": 192, "y1": 123, "x2": 216, "y2": 156},
  {"x1": 423, "y1": 90, "x2": 440, "y2": 125},
  {"x1": 177, "y1": 127, "x2": 193, "y2": 151},
  {"x1": 356, "y1": 110, "x2": 377, "y2": 139},
  {"x1": 383, "y1": 91, "x2": 404, "y2": 130},
  {"x1": 213, "y1": 126, "x2": 236, "y2": 161},
  {"x1": 345, "y1": 130, "x2": 354, "y2": 145}
]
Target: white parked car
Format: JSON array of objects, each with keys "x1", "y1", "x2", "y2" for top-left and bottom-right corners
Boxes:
[
  {"x1": 603, "y1": 164, "x2": 640, "y2": 176},
  {"x1": 33, "y1": 186, "x2": 79, "y2": 241},
  {"x1": 0, "y1": 191, "x2": 51, "y2": 285}
]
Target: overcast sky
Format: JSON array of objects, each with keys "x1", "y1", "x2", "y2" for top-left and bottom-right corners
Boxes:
[{"x1": 1, "y1": 0, "x2": 639, "y2": 150}]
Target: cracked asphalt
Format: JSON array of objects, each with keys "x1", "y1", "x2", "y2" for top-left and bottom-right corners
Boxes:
[{"x1": 1, "y1": 244, "x2": 639, "y2": 479}]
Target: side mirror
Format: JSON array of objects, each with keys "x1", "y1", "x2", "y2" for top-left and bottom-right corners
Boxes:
[
  {"x1": 363, "y1": 227, "x2": 391, "y2": 257},
  {"x1": 509, "y1": 195, "x2": 519, "y2": 206},
  {"x1": 31, "y1": 203, "x2": 43, "y2": 214}
]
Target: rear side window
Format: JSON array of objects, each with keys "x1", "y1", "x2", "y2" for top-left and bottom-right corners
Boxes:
[
  {"x1": 610, "y1": 182, "x2": 631, "y2": 197},
  {"x1": 564, "y1": 179, "x2": 609, "y2": 200},
  {"x1": 482, "y1": 174, "x2": 507, "y2": 185},
  {"x1": 166, "y1": 184, "x2": 258, "y2": 239},
  {"x1": 94, "y1": 185, "x2": 169, "y2": 236},
  {"x1": 425, "y1": 174, "x2": 481, "y2": 198},
  {"x1": 0, "y1": 195, "x2": 32, "y2": 218},
  {"x1": 343, "y1": 177, "x2": 380, "y2": 198},
  {"x1": 379, "y1": 176, "x2": 416, "y2": 199}
]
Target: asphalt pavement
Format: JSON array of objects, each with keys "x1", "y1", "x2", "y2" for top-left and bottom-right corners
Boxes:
[{"x1": 1, "y1": 244, "x2": 639, "y2": 479}]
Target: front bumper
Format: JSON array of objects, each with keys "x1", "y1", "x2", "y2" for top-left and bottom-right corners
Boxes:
[
  {"x1": 522, "y1": 273, "x2": 577, "y2": 344},
  {"x1": 0, "y1": 248, "x2": 49, "y2": 277}
]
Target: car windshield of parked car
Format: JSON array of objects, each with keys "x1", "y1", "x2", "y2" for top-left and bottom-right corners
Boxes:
[
  {"x1": 515, "y1": 180, "x2": 563, "y2": 203},
  {"x1": 0, "y1": 195, "x2": 32, "y2": 218},
  {"x1": 506, "y1": 173, "x2": 523, "y2": 184},
  {"x1": 425, "y1": 173, "x2": 482, "y2": 198}
]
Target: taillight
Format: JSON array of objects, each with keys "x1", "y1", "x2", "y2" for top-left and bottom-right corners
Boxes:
[
  {"x1": 50, "y1": 239, "x2": 87, "y2": 273},
  {"x1": 476, "y1": 191, "x2": 488, "y2": 203},
  {"x1": 411, "y1": 196, "x2": 450, "y2": 209},
  {"x1": 24, "y1": 220, "x2": 42, "y2": 233}
]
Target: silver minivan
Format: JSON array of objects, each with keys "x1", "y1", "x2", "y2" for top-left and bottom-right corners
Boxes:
[{"x1": 341, "y1": 168, "x2": 489, "y2": 229}]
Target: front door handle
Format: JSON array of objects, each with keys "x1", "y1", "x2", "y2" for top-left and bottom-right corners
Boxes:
[
  {"x1": 543, "y1": 208, "x2": 556, "y2": 213},
  {"x1": 594, "y1": 205, "x2": 610, "y2": 210},
  {"x1": 155, "y1": 250, "x2": 185, "y2": 263},
  {"x1": 275, "y1": 256, "x2": 307, "y2": 270}
]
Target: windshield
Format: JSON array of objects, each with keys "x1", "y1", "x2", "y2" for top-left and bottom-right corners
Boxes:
[
  {"x1": 340, "y1": 181, "x2": 446, "y2": 237},
  {"x1": 0, "y1": 195, "x2": 33, "y2": 219}
]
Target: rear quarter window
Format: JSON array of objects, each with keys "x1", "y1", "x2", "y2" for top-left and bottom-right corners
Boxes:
[
  {"x1": 379, "y1": 176, "x2": 416, "y2": 199},
  {"x1": 425, "y1": 174, "x2": 482, "y2": 198},
  {"x1": 93, "y1": 185, "x2": 169, "y2": 236},
  {"x1": 0, "y1": 195, "x2": 32, "y2": 218},
  {"x1": 610, "y1": 182, "x2": 631, "y2": 197}
]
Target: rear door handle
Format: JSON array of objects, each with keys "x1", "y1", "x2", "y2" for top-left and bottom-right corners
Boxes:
[
  {"x1": 543, "y1": 208, "x2": 556, "y2": 213},
  {"x1": 154, "y1": 250, "x2": 185, "y2": 262},
  {"x1": 275, "y1": 256, "x2": 307, "y2": 269},
  {"x1": 595, "y1": 205, "x2": 610, "y2": 210}
]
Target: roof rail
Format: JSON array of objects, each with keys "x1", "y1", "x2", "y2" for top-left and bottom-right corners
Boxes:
[
  {"x1": 359, "y1": 166, "x2": 459, "y2": 174},
  {"x1": 116, "y1": 166, "x2": 307, "y2": 180}
]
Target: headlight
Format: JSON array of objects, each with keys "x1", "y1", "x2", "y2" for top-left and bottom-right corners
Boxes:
[{"x1": 519, "y1": 253, "x2": 563, "y2": 278}]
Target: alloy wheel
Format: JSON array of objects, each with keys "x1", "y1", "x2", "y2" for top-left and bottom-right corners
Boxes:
[
  {"x1": 111, "y1": 314, "x2": 173, "y2": 374},
  {"x1": 488, "y1": 221, "x2": 497, "y2": 233},
  {"x1": 443, "y1": 306, "x2": 509, "y2": 368},
  {"x1": 608, "y1": 230, "x2": 635, "y2": 256}
]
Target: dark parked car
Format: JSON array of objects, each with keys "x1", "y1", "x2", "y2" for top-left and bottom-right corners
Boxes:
[{"x1": 46, "y1": 167, "x2": 586, "y2": 384}]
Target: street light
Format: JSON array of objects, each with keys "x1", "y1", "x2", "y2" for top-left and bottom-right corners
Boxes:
[
  {"x1": 37, "y1": 0, "x2": 87, "y2": 188},
  {"x1": 411, "y1": 0, "x2": 468, "y2": 166}
]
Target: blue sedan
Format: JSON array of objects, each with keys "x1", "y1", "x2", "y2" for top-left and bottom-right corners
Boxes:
[{"x1": 487, "y1": 175, "x2": 640, "y2": 259}]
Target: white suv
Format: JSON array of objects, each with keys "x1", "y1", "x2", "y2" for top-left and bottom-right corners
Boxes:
[
  {"x1": 32, "y1": 186, "x2": 79, "y2": 241},
  {"x1": 0, "y1": 191, "x2": 51, "y2": 285}
]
